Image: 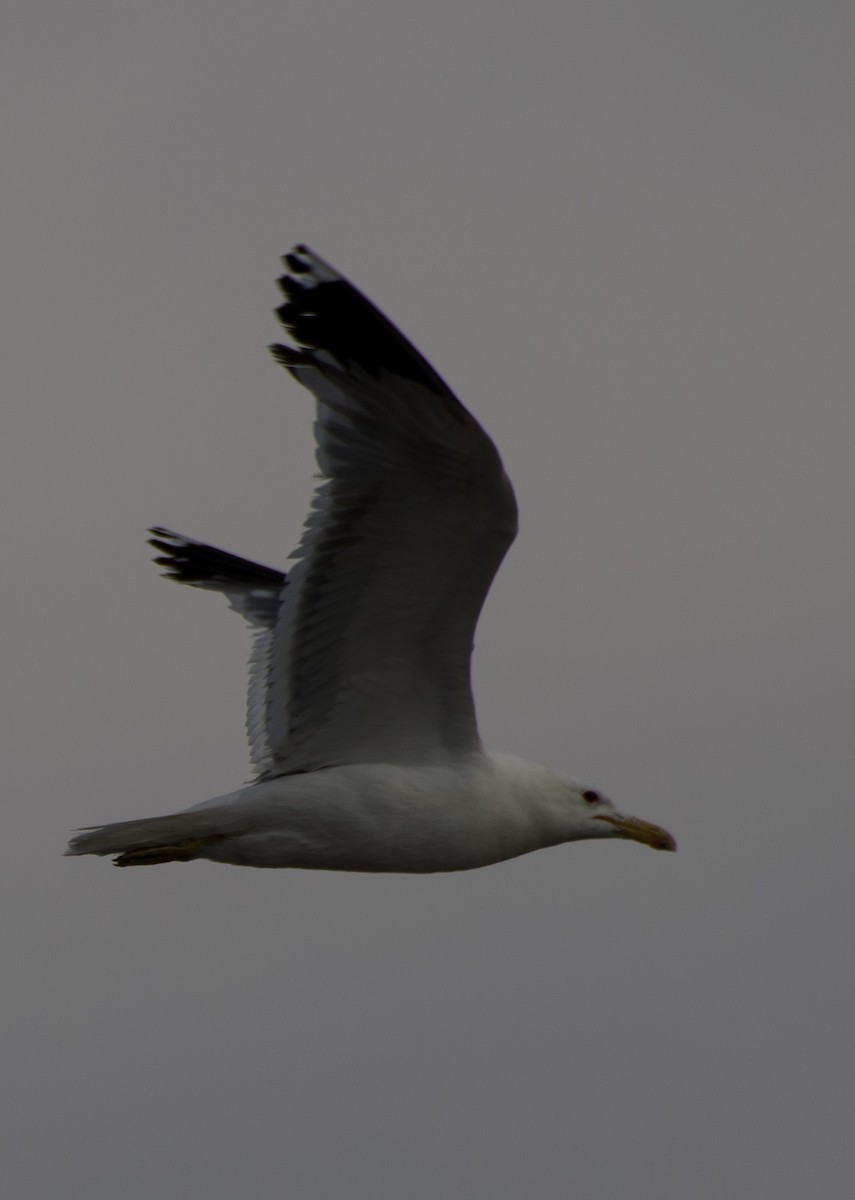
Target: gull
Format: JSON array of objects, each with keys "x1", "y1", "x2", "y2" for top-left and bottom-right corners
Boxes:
[{"x1": 67, "y1": 245, "x2": 675, "y2": 871}]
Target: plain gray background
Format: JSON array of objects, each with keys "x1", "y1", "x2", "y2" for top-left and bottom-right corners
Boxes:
[{"x1": 4, "y1": 3, "x2": 854, "y2": 1197}]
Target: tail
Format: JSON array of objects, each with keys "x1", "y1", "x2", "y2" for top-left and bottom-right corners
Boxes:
[{"x1": 65, "y1": 807, "x2": 242, "y2": 867}]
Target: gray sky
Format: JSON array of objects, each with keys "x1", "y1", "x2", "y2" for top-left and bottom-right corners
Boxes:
[{"x1": 4, "y1": 2, "x2": 855, "y2": 1197}]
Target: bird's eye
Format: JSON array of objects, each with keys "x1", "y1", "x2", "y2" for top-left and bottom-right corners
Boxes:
[{"x1": 581, "y1": 790, "x2": 601, "y2": 804}]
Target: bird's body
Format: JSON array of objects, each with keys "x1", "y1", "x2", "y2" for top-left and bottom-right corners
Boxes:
[
  {"x1": 84, "y1": 755, "x2": 611, "y2": 873},
  {"x1": 67, "y1": 246, "x2": 675, "y2": 871}
]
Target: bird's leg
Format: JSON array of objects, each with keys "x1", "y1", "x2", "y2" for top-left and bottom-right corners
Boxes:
[{"x1": 112, "y1": 836, "x2": 224, "y2": 867}]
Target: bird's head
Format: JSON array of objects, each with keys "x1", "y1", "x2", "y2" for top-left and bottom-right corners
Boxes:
[{"x1": 562, "y1": 784, "x2": 676, "y2": 852}]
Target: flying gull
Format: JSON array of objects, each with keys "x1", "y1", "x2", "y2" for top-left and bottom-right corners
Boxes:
[{"x1": 67, "y1": 245, "x2": 675, "y2": 870}]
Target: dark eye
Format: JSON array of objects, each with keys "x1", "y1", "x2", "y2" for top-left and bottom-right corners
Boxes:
[{"x1": 582, "y1": 790, "x2": 601, "y2": 804}]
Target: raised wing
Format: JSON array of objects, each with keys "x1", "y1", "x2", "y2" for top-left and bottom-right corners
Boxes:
[{"x1": 260, "y1": 246, "x2": 518, "y2": 774}]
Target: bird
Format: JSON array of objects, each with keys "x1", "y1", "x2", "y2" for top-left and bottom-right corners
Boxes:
[{"x1": 67, "y1": 245, "x2": 675, "y2": 871}]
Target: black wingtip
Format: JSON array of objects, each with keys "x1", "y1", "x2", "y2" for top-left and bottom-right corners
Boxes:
[
  {"x1": 147, "y1": 527, "x2": 286, "y2": 589},
  {"x1": 284, "y1": 247, "x2": 316, "y2": 274},
  {"x1": 269, "y1": 244, "x2": 457, "y2": 402},
  {"x1": 268, "y1": 341, "x2": 299, "y2": 363},
  {"x1": 268, "y1": 342, "x2": 308, "y2": 378}
]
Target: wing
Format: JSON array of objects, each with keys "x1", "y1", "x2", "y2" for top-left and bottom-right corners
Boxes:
[
  {"x1": 260, "y1": 246, "x2": 518, "y2": 774},
  {"x1": 149, "y1": 527, "x2": 285, "y2": 624},
  {"x1": 148, "y1": 528, "x2": 288, "y2": 774}
]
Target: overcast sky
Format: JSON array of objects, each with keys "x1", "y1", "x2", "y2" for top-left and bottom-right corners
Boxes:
[{"x1": 4, "y1": 2, "x2": 855, "y2": 1197}]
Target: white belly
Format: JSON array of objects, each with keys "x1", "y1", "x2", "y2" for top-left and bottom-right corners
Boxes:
[{"x1": 197, "y1": 756, "x2": 547, "y2": 873}]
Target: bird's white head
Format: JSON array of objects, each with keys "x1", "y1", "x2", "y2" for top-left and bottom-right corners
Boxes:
[
  {"x1": 495, "y1": 755, "x2": 676, "y2": 853},
  {"x1": 563, "y1": 784, "x2": 676, "y2": 851}
]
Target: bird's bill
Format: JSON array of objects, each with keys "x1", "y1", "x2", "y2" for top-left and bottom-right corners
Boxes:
[{"x1": 594, "y1": 813, "x2": 676, "y2": 851}]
